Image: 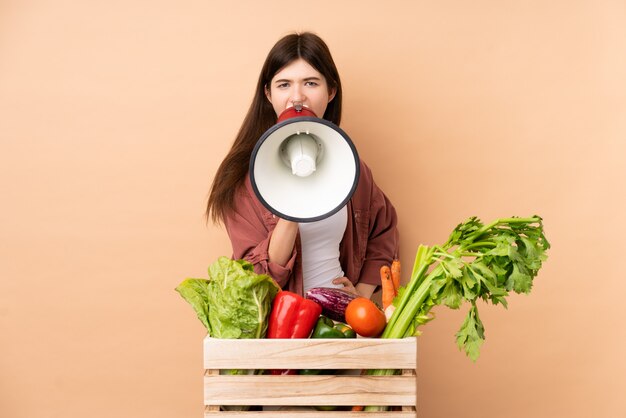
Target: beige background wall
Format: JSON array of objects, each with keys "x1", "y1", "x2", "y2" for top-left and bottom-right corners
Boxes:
[{"x1": 1, "y1": 1, "x2": 625, "y2": 417}]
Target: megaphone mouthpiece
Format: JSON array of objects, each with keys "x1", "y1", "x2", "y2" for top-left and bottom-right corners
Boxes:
[{"x1": 277, "y1": 105, "x2": 318, "y2": 122}]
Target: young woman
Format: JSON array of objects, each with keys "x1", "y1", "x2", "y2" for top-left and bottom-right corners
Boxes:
[{"x1": 206, "y1": 32, "x2": 398, "y2": 300}]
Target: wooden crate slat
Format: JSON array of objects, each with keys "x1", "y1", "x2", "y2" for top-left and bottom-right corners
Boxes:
[
  {"x1": 204, "y1": 337, "x2": 417, "y2": 369},
  {"x1": 204, "y1": 375, "x2": 416, "y2": 406},
  {"x1": 204, "y1": 410, "x2": 416, "y2": 417}
]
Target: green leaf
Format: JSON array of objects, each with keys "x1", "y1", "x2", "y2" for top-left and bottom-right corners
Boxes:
[
  {"x1": 175, "y1": 278, "x2": 212, "y2": 332},
  {"x1": 442, "y1": 258, "x2": 464, "y2": 279},
  {"x1": 506, "y1": 263, "x2": 533, "y2": 293},
  {"x1": 490, "y1": 294, "x2": 509, "y2": 308},
  {"x1": 519, "y1": 237, "x2": 547, "y2": 272},
  {"x1": 487, "y1": 235, "x2": 516, "y2": 257},
  {"x1": 441, "y1": 281, "x2": 463, "y2": 309},
  {"x1": 460, "y1": 269, "x2": 477, "y2": 300},
  {"x1": 455, "y1": 304, "x2": 485, "y2": 361},
  {"x1": 472, "y1": 261, "x2": 497, "y2": 283}
]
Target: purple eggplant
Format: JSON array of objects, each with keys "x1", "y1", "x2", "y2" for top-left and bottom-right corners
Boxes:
[{"x1": 305, "y1": 287, "x2": 358, "y2": 323}]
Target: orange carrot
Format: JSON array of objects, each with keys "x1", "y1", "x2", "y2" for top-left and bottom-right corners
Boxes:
[
  {"x1": 380, "y1": 265, "x2": 394, "y2": 310},
  {"x1": 391, "y1": 259, "x2": 401, "y2": 294}
]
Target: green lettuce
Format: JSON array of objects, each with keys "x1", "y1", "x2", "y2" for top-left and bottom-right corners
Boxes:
[{"x1": 176, "y1": 257, "x2": 280, "y2": 339}]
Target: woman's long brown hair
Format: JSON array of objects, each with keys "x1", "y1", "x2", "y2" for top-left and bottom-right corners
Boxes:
[{"x1": 206, "y1": 32, "x2": 343, "y2": 224}]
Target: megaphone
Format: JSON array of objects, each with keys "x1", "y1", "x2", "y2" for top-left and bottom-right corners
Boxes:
[{"x1": 249, "y1": 104, "x2": 360, "y2": 223}]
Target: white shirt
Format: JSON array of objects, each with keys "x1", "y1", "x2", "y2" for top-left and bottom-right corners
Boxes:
[{"x1": 298, "y1": 206, "x2": 348, "y2": 294}]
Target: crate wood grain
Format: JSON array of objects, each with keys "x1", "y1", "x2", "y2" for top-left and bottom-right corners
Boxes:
[
  {"x1": 203, "y1": 337, "x2": 418, "y2": 416},
  {"x1": 204, "y1": 337, "x2": 417, "y2": 369}
]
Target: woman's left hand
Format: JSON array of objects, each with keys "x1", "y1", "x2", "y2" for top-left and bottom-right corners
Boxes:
[{"x1": 332, "y1": 277, "x2": 358, "y2": 295}]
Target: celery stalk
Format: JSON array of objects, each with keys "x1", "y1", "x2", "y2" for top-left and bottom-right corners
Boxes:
[{"x1": 380, "y1": 216, "x2": 549, "y2": 356}]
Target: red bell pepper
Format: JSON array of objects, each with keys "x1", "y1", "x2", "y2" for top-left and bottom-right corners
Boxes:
[
  {"x1": 268, "y1": 291, "x2": 322, "y2": 338},
  {"x1": 267, "y1": 291, "x2": 322, "y2": 375}
]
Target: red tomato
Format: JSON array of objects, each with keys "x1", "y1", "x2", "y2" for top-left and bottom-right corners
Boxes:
[{"x1": 344, "y1": 297, "x2": 386, "y2": 337}]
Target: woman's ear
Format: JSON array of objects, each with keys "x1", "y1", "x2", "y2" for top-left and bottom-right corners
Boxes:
[
  {"x1": 264, "y1": 85, "x2": 272, "y2": 103},
  {"x1": 328, "y1": 87, "x2": 337, "y2": 103}
]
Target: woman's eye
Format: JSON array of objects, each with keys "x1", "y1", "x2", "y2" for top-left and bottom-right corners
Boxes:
[
  {"x1": 276, "y1": 83, "x2": 289, "y2": 89},
  {"x1": 305, "y1": 81, "x2": 319, "y2": 87}
]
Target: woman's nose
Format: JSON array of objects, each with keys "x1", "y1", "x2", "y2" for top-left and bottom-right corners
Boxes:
[{"x1": 291, "y1": 85, "x2": 305, "y2": 103}]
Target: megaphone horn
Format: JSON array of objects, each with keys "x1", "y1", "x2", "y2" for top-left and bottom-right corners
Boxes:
[{"x1": 249, "y1": 105, "x2": 360, "y2": 223}]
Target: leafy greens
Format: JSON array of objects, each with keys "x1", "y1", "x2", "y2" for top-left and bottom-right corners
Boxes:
[
  {"x1": 384, "y1": 215, "x2": 550, "y2": 360},
  {"x1": 176, "y1": 257, "x2": 280, "y2": 339}
]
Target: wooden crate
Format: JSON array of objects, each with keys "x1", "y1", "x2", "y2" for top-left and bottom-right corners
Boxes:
[{"x1": 204, "y1": 337, "x2": 417, "y2": 417}]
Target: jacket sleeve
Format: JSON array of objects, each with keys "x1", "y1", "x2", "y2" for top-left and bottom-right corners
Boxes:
[
  {"x1": 357, "y1": 170, "x2": 399, "y2": 287},
  {"x1": 223, "y1": 185, "x2": 297, "y2": 289}
]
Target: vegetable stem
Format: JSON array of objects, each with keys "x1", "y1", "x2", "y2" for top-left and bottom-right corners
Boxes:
[
  {"x1": 383, "y1": 265, "x2": 442, "y2": 339},
  {"x1": 384, "y1": 246, "x2": 433, "y2": 335},
  {"x1": 464, "y1": 241, "x2": 496, "y2": 250},
  {"x1": 466, "y1": 217, "x2": 541, "y2": 242}
]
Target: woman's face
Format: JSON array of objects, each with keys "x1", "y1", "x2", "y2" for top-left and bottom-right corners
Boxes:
[{"x1": 265, "y1": 58, "x2": 336, "y2": 118}]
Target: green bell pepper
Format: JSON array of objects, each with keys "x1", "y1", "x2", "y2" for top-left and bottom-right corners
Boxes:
[
  {"x1": 311, "y1": 316, "x2": 357, "y2": 339},
  {"x1": 312, "y1": 316, "x2": 344, "y2": 338}
]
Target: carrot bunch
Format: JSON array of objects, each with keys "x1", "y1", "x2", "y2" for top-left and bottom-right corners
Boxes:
[{"x1": 381, "y1": 259, "x2": 401, "y2": 310}]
